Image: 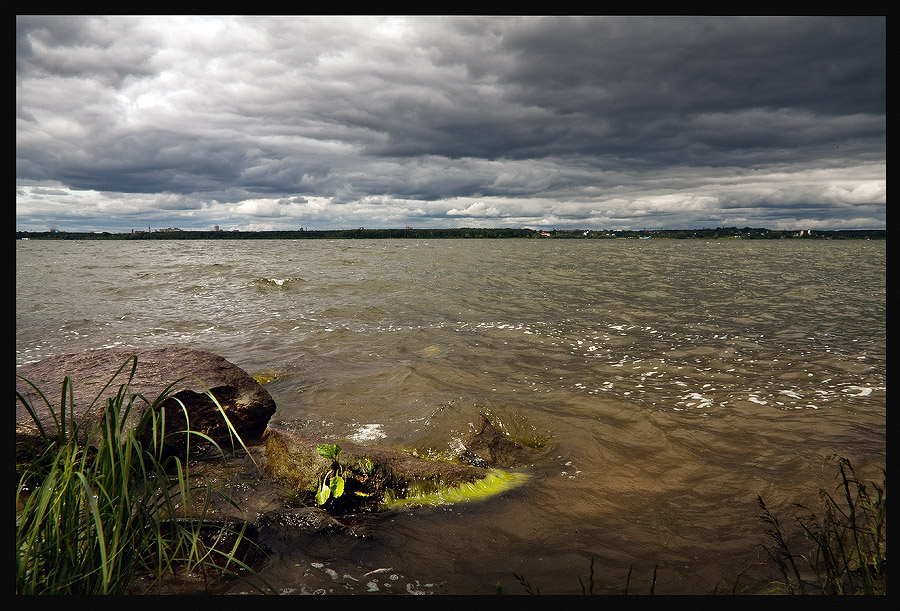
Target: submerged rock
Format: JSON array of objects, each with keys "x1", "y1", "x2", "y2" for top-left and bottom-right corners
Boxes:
[
  {"x1": 456, "y1": 413, "x2": 554, "y2": 469},
  {"x1": 15, "y1": 346, "x2": 276, "y2": 463},
  {"x1": 264, "y1": 426, "x2": 524, "y2": 513},
  {"x1": 257, "y1": 506, "x2": 346, "y2": 532},
  {"x1": 262, "y1": 426, "x2": 529, "y2": 513}
]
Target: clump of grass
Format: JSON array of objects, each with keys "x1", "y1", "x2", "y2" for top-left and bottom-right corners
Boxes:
[
  {"x1": 619, "y1": 563, "x2": 657, "y2": 595},
  {"x1": 16, "y1": 355, "x2": 271, "y2": 595},
  {"x1": 758, "y1": 455, "x2": 886, "y2": 595},
  {"x1": 500, "y1": 457, "x2": 884, "y2": 596},
  {"x1": 500, "y1": 559, "x2": 658, "y2": 595},
  {"x1": 511, "y1": 572, "x2": 540, "y2": 595}
]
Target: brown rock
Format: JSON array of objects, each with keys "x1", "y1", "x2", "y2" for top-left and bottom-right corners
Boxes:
[
  {"x1": 16, "y1": 346, "x2": 276, "y2": 463},
  {"x1": 457, "y1": 413, "x2": 552, "y2": 468}
]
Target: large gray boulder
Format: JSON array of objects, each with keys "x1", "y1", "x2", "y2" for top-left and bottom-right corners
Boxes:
[{"x1": 16, "y1": 346, "x2": 276, "y2": 463}]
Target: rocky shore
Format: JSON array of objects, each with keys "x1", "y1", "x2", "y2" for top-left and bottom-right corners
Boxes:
[{"x1": 16, "y1": 346, "x2": 549, "y2": 587}]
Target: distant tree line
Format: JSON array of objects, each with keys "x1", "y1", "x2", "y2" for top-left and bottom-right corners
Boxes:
[{"x1": 15, "y1": 226, "x2": 885, "y2": 241}]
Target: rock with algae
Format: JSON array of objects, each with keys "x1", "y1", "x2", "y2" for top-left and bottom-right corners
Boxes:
[{"x1": 262, "y1": 425, "x2": 531, "y2": 513}]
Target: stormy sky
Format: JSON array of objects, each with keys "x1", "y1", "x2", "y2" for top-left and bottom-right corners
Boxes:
[{"x1": 16, "y1": 15, "x2": 885, "y2": 232}]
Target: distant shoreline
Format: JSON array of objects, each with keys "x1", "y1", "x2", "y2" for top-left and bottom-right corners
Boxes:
[{"x1": 16, "y1": 227, "x2": 885, "y2": 240}]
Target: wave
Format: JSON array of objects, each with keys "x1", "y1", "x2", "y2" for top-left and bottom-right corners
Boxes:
[{"x1": 253, "y1": 276, "x2": 306, "y2": 288}]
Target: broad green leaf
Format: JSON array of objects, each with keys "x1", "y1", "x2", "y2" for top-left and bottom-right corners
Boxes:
[
  {"x1": 330, "y1": 475, "x2": 345, "y2": 499},
  {"x1": 315, "y1": 479, "x2": 331, "y2": 506},
  {"x1": 316, "y1": 444, "x2": 341, "y2": 462}
]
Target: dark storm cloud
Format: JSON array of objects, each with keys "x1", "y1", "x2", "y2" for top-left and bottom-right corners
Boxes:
[
  {"x1": 16, "y1": 16, "x2": 885, "y2": 231},
  {"x1": 499, "y1": 17, "x2": 885, "y2": 115}
]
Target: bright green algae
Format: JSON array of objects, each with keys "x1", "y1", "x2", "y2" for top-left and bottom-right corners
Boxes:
[{"x1": 381, "y1": 469, "x2": 531, "y2": 510}]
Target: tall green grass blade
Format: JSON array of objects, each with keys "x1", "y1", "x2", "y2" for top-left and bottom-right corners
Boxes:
[
  {"x1": 757, "y1": 456, "x2": 886, "y2": 595},
  {"x1": 15, "y1": 355, "x2": 274, "y2": 595}
]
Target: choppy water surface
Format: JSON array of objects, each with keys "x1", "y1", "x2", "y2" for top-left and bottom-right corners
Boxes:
[{"x1": 16, "y1": 238, "x2": 885, "y2": 594}]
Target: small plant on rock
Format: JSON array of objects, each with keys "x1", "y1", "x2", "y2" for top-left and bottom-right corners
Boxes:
[{"x1": 314, "y1": 444, "x2": 345, "y2": 507}]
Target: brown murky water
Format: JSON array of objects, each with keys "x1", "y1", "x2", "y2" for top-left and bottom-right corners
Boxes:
[{"x1": 16, "y1": 238, "x2": 885, "y2": 594}]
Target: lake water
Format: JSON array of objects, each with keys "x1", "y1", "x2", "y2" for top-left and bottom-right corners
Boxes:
[{"x1": 15, "y1": 238, "x2": 886, "y2": 594}]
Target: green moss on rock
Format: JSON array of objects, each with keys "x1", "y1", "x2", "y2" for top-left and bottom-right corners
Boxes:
[
  {"x1": 381, "y1": 469, "x2": 530, "y2": 510},
  {"x1": 262, "y1": 427, "x2": 530, "y2": 513}
]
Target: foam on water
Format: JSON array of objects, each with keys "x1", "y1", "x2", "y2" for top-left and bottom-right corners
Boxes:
[
  {"x1": 346, "y1": 423, "x2": 387, "y2": 442},
  {"x1": 449, "y1": 316, "x2": 884, "y2": 414}
]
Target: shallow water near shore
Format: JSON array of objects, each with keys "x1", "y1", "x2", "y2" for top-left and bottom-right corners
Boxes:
[{"x1": 16, "y1": 238, "x2": 885, "y2": 594}]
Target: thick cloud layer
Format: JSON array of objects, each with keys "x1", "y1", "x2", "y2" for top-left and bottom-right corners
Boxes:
[{"x1": 16, "y1": 16, "x2": 885, "y2": 231}]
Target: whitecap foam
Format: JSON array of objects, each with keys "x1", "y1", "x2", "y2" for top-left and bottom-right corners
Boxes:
[
  {"x1": 347, "y1": 423, "x2": 386, "y2": 442},
  {"x1": 778, "y1": 389, "x2": 803, "y2": 399},
  {"x1": 678, "y1": 392, "x2": 714, "y2": 409},
  {"x1": 841, "y1": 386, "x2": 877, "y2": 397}
]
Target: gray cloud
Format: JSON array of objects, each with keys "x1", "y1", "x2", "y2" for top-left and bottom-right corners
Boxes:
[{"x1": 16, "y1": 15, "x2": 885, "y2": 231}]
